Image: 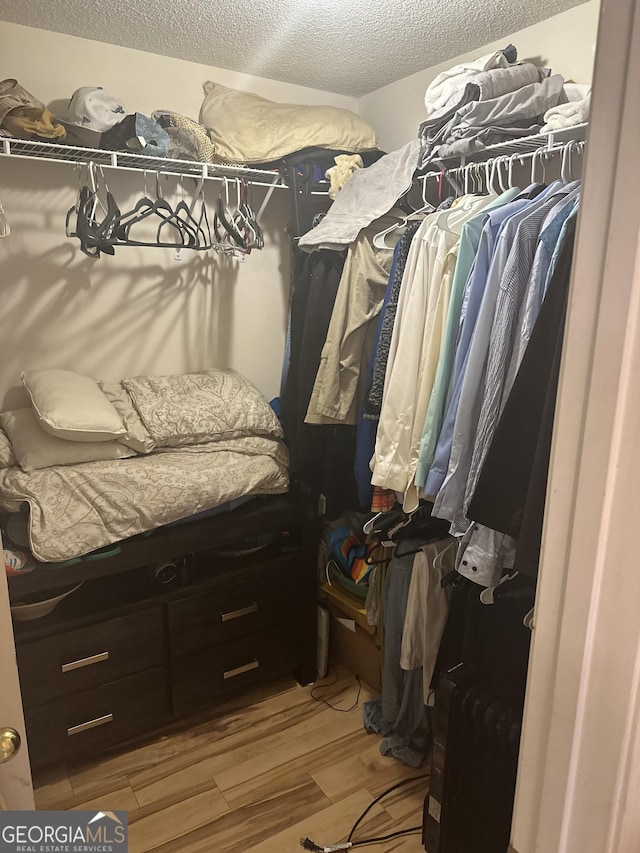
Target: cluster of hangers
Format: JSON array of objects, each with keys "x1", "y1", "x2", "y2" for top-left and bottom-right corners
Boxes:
[
  {"x1": 480, "y1": 571, "x2": 536, "y2": 630},
  {"x1": 362, "y1": 502, "x2": 451, "y2": 563},
  {"x1": 372, "y1": 176, "x2": 434, "y2": 249},
  {"x1": 361, "y1": 502, "x2": 536, "y2": 628},
  {"x1": 428, "y1": 138, "x2": 586, "y2": 200},
  {"x1": 66, "y1": 162, "x2": 265, "y2": 259},
  {"x1": 372, "y1": 138, "x2": 585, "y2": 250}
]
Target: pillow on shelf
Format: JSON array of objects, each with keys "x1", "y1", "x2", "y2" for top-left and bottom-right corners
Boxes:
[
  {"x1": 199, "y1": 81, "x2": 378, "y2": 164},
  {"x1": 21, "y1": 368, "x2": 126, "y2": 442},
  {"x1": 0, "y1": 426, "x2": 16, "y2": 468},
  {"x1": 0, "y1": 409, "x2": 134, "y2": 473},
  {"x1": 99, "y1": 380, "x2": 156, "y2": 454}
]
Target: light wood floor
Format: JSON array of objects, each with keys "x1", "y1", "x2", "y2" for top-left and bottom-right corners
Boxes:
[{"x1": 33, "y1": 669, "x2": 429, "y2": 852}]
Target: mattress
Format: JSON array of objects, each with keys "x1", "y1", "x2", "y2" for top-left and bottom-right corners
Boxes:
[{"x1": 0, "y1": 434, "x2": 289, "y2": 563}]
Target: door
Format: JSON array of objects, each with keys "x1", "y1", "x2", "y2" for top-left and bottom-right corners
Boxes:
[
  {"x1": 0, "y1": 533, "x2": 34, "y2": 809},
  {"x1": 510, "y1": 1, "x2": 640, "y2": 851}
]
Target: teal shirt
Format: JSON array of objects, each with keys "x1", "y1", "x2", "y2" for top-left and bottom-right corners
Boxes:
[{"x1": 415, "y1": 188, "x2": 520, "y2": 490}]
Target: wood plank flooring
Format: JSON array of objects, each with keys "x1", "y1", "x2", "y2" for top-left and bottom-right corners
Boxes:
[{"x1": 33, "y1": 669, "x2": 429, "y2": 852}]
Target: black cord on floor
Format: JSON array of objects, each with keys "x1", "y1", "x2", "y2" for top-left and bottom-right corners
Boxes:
[
  {"x1": 310, "y1": 667, "x2": 362, "y2": 713},
  {"x1": 301, "y1": 826, "x2": 422, "y2": 850},
  {"x1": 347, "y1": 775, "x2": 426, "y2": 842},
  {"x1": 350, "y1": 826, "x2": 423, "y2": 847},
  {"x1": 300, "y1": 774, "x2": 427, "y2": 851}
]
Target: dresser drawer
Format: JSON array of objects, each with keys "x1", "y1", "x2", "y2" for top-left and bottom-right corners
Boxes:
[
  {"x1": 25, "y1": 667, "x2": 169, "y2": 769},
  {"x1": 171, "y1": 622, "x2": 300, "y2": 715},
  {"x1": 16, "y1": 607, "x2": 164, "y2": 708},
  {"x1": 168, "y1": 567, "x2": 300, "y2": 655}
]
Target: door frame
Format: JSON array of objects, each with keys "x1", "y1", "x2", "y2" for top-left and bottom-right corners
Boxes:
[
  {"x1": 510, "y1": 1, "x2": 640, "y2": 851},
  {"x1": 0, "y1": 531, "x2": 34, "y2": 809}
]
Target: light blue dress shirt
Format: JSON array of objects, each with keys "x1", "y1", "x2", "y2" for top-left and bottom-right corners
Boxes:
[
  {"x1": 423, "y1": 184, "x2": 551, "y2": 499},
  {"x1": 414, "y1": 188, "x2": 520, "y2": 490},
  {"x1": 505, "y1": 189, "x2": 581, "y2": 394},
  {"x1": 457, "y1": 186, "x2": 580, "y2": 588},
  {"x1": 431, "y1": 181, "x2": 564, "y2": 533},
  {"x1": 465, "y1": 181, "x2": 580, "y2": 513}
]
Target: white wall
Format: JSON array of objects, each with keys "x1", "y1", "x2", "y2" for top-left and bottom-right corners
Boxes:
[
  {"x1": 0, "y1": 22, "x2": 357, "y2": 407},
  {"x1": 0, "y1": 7, "x2": 602, "y2": 404},
  {"x1": 0, "y1": 22, "x2": 358, "y2": 120},
  {"x1": 358, "y1": 0, "x2": 600, "y2": 152}
]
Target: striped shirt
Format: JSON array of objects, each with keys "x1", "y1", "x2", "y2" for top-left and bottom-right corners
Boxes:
[
  {"x1": 432, "y1": 181, "x2": 564, "y2": 534},
  {"x1": 464, "y1": 181, "x2": 580, "y2": 513}
]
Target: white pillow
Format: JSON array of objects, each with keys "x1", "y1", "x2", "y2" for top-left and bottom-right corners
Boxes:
[
  {"x1": 199, "y1": 81, "x2": 378, "y2": 164},
  {"x1": 21, "y1": 369, "x2": 126, "y2": 442},
  {"x1": 0, "y1": 409, "x2": 134, "y2": 473}
]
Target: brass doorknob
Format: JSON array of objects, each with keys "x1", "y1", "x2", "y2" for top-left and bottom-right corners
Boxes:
[{"x1": 0, "y1": 728, "x2": 21, "y2": 763}]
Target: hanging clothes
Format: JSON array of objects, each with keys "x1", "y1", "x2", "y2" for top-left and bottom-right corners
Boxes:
[
  {"x1": 355, "y1": 232, "x2": 411, "y2": 506},
  {"x1": 363, "y1": 542, "x2": 431, "y2": 768},
  {"x1": 423, "y1": 184, "x2": 546, "y2": 499},
  {"x1": 506, "y1": 194, "x2": 580, "y2": 386},
  {"x1": 371, "y1": 194, "x2": 496, "y2": 508},
  {"x1": 451, "y1": 187, "x2": 580, "y2": 587},
  {"x1": 400, "y1": 538, "x2": 457, "y2": 706},
  {"x1": 464, "y1": 182, "x2": 580, "y2": 514},
  {"x1": 431, "y1": 181, "x2": 572, "y2": 537},
  {"x1": 364, "y1": 221, "x2": 423, "y2": 419},
  {"x1": 415, "y1": 187, "x2": 520, "y2": 490},
  {"x1": 305, "y1": 211, "x2": 403, "y2": 426},
  {"x1": 427, "y1": 574, "x2": 535, "y2": 853},
  {"x1": 281, "y1": 249, "x2": 360, "y2": 517},
  {"x1": 281, "y1": 249, "x2": 344, "y2": 469},
  {"x1": 467, "y1": 216, "x2": 578, "y2": 577}
]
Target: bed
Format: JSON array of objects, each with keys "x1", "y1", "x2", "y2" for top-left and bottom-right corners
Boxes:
[{"x1": 0, "y1": 367, "x2": 290, "y2": 563}]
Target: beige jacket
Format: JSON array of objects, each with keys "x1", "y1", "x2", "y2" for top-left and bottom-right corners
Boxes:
[{"x1": 305, "y1": 213, "x2": 402, "y2": 426}]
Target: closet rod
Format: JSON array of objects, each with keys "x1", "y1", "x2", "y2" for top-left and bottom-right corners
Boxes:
[{"x1": 417, "y1": 139, "x2": 586, "y2": 185}]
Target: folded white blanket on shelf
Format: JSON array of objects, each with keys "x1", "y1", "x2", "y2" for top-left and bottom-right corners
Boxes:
[{"x1": 542, "y1": 92, "x2": 591, "y2": 132}]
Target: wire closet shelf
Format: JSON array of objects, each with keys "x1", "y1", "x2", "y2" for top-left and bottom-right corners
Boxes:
[
  {"x1": 0, "y1": 137, "x2": 287, "y2": 189},
  {"x1": 418, "y1": 122, "x2": 588, "y2": 186},
  {"x1": 0, "y1": 123, "x2": 588, "y2": 189}
]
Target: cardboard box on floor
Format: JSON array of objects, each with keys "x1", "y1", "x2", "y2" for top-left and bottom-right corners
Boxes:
[{"x1": 321, "y1": 582, "x2": 381, "y2": 693}]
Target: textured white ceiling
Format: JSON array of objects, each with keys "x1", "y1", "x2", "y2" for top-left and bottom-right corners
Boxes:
[{"x1": 0, "y1": 0, "x2": 586, "y2": 97}]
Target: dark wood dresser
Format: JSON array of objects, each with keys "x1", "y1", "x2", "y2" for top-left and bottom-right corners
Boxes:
[{"x1": 8, "y1": 494, "x2": 319, "y2": 769}]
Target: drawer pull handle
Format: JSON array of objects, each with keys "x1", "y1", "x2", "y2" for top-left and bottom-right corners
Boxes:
[
  {"x1": 223, "y1": 659, "x2": 259, "y2": 680},
  {"x1": 61, "y1": 651, "x2": 110, "y2": 673},
  {"x1": 221, "y1": 603, "x2": 258, "y2": 623},
  {"x1": 67, "y1": 713, "x2": 113, "y2": 737}
]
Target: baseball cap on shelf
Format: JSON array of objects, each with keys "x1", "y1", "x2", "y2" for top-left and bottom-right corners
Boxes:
[
  {"x1": 58, "y1": 86, "x2": 127, "y2": 147},
  {"x1": 65, "y1": 86, "x2": 127, "y2": 132},
  {"x1": 0, "y1": 78, "x2": 45, "y2": 124}
]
